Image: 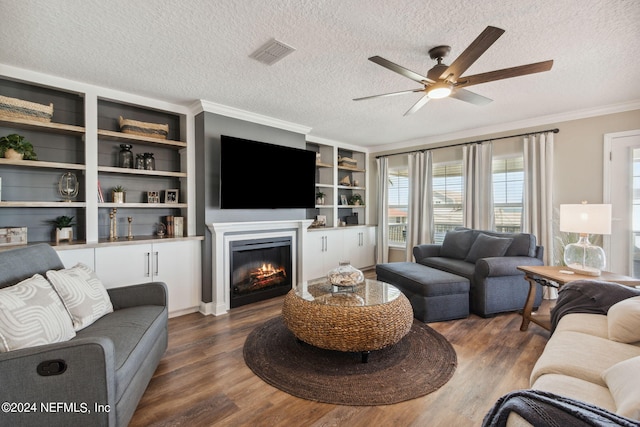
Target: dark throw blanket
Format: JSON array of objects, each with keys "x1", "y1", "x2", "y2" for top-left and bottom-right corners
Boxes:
[
  {"x1": 482, "y1": 389, "x2": 640, "y2": 427},
  {"x1": 550, "y1": 280, "x2": 640, "y2": 334}
]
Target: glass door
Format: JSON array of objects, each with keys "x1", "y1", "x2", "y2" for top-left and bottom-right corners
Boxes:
[{"x1": 604, "y1": 130, "x2": 640, "y2": 278}]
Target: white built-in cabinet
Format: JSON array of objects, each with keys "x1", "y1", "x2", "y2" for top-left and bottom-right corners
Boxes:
[
  {"x1": 54, "y1": 240, "x2": 201, "y2": 316},
  {"x1": 342, "y1": 226, "x2": 375, "y2": 269},
  {"x1": 303, "y1": 225, "x2": 376, "y2": 281},
  {"x1": 303, "y1": 229, "x2": 345, "y2": 281}
]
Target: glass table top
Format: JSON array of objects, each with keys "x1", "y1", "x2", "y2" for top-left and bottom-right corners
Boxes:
[{"x1": 294, "y1": 278, "x2": 402, "y2": 307}]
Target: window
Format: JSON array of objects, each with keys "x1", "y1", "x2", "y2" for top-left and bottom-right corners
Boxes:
[
  {"x1": 388, "y1": 169, "x2": 408, "y2": 245},
  {"x1": 432, "y1": 162, "x2": 463, "y2": 244},
  {"x1": 492, "y1": 156, "x2": 524, "y2": 233}
]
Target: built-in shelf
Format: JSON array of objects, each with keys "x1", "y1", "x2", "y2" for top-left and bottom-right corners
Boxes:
[
  {"x1": 338, "y1": 205, "x2": 366, "y2": 209},
  {"x1": 337, "y1": 165, "x2": 365, "y2": 173},
  {"x1": 315, "y1": 162, "x2": 333, "y2": 168},
  {"x1": 0, "y1": 201, "x2": 86, "y2": 207},
  {"x1": 0, "y1": 158, "x2": 85, "y2": 170},
  {"x1": 0, "y1": 117, "x2": 85, "y2": 135},
  {"x1": 1, "y1": 74, "x2": 192, "y2": 245},
  {"x1": 97, "y1": 166, "x2": 186, "y2": 178},
  {"x1": 337, "y1": 185, "x2": 366, "y2": 191},
  {"x1": 97, "y1": 129, "x2": 187, "y2": 148}
]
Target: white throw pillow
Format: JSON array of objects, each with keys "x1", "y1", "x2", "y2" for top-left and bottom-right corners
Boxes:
[
  {"x1": 0, "y1": 274, "x2": 76, "y2": 352},
  {"x1": 607, "y1": 296, "x2": 640, "y2": 343},
  {"x1": 46, "y1": 263, "x2": 113, "y2": 331},
  {"x1": 602, "y1": 356, "x2": 640, "y2": 420}
]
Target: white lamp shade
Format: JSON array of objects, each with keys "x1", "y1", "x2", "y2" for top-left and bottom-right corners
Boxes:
[{"x1": 559, "y1": 204, "x2": 612, "y2": 235}]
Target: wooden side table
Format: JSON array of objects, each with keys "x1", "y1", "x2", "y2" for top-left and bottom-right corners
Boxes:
[{"x1": 517, "y1": 265, "x2": 640, "y2": 331}]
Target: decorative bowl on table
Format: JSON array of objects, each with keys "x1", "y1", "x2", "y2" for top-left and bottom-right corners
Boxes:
[{"x1": 327, "y1": 261, "x2": 364, "y2": 287}]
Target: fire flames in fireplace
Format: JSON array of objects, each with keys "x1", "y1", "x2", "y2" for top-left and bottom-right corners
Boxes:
[{"x1": 233, "y1": 263, "x2": 287, "y2": 295}]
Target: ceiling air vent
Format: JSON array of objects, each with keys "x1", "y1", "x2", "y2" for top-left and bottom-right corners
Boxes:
[{"x1": 249, "y1": 38, "x2": 296, "y2": 65}]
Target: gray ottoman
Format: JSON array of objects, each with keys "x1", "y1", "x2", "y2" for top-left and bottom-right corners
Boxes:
[{"x1": 376, "y1": 262, "x2": 470, "y2": 322}]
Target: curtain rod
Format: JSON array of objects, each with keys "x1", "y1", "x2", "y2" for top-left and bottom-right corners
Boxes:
[{"x1": 375, "y1": 128, "x2": 560, "y2": 159}]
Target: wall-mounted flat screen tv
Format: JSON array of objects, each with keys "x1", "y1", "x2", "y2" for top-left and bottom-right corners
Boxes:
[{"x1": 220, "y1": 135, "x2": 316, "y2": 209}]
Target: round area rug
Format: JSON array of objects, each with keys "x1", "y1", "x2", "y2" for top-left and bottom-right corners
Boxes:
[{"x1": 243, "y1": 316, "x2": 457, "y2": 406}]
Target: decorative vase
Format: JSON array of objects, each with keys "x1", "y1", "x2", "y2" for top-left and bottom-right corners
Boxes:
[
  {"x1": 316, "y1": 197, "x2": 325, "y2": 205},
  {"x1": 4, "y1": 148, "x2": 23, "y2": 160},
  {"x1": 112, "y1": 191, "x2": 125, "y2": 203},
  {"x1": 327, "y1": 261, "x2": 364, "y2": 287},
  {"x1": 118, "y1": 144, "x2": 133, "y2": 168},
  {"x1": 135, "y1": 153, "x2": 145, "y2": 169},
  {"x1": 143, "y1": 152, "x2": 155, "y2": 170}
]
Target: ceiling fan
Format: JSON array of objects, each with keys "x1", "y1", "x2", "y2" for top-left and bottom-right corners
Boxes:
[{"x1": 354, "y1": 26, "x2": 553, "y2": 116}]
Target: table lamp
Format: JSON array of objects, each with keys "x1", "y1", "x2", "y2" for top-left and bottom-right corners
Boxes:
[{"x1": 559, "y1": 202, "x2": 612, "y2": 276}]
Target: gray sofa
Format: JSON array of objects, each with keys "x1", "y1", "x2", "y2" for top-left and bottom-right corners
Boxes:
[
  {"x1": 413, "y1": 228, "x2": 545, "y2": 317},
  {"x1": 0, "y1": 244, "x2": 168, "y2": 427}
]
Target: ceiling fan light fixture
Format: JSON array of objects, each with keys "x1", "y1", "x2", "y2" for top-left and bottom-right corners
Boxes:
[{"x1": 427, "y1": 83, "x2": 452, "y2": 99}]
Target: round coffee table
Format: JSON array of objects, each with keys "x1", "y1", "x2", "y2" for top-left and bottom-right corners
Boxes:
[{"x1": 282, "y1": 278, "x2": 413, "y2": 362}]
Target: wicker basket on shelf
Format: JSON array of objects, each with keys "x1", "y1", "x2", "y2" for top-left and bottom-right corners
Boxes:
[
  {"x1": 119, "y1": 116, "x2": 169, "y2": 139},
  {"x1": 0, "y1": 95, "x2": 53, "y2": 122}
]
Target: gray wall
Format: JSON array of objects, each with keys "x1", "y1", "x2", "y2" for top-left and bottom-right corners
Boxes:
[{"x1": 195, "y1": 111, "x2": 309, "y2": 302}]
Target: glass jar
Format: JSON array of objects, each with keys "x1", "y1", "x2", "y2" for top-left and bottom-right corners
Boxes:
[
  {"x1": 143, "y1": 152, "x2": 155, "y2": 171},
  {"x1": 327, "y1": 261, "x2": 364, "y2": 287},
  {"x1": 135, "y1": 153, "x2": 145, "y2": 169},
  {"x1": 118, "y1": 144, "x2": 133, "y2": 168}
]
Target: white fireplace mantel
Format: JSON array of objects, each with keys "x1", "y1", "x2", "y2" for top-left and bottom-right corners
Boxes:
[{"x1": 202, "y1": 219, "x2": 313, "y2": 316}]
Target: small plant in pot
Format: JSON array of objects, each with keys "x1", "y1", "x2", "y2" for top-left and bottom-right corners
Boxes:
[
  {"x1": 349, "y1": 193, "x2": 364, "y2": 206},
  {"x1": 316, "y1": 191, "x2": 326, "y2": 205},
  {"x1": 52, "y1": 215, "x2": 76, "y2": 244},
  {"x1": 112, "y1": 185, "x2": 125, "y2": 203},
  {"x1": 0, "y1": 133, "x2": 37, "y2": 160}
]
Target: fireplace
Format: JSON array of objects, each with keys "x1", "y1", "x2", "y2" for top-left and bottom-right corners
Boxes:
[{"x1": 229, "y1": 236, "x2": 293, "y2": 308}]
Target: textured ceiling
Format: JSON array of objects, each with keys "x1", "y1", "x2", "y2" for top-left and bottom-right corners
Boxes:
[{"x1": 1, "y1": 0, "x2": 639, "y2": 149}]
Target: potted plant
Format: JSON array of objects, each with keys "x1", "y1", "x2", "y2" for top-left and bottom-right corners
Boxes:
[
  {"x1": 316, "y1": 191, "x2": 326, "y2": 205},
  {"x1": 0, "y1": 133, "x2": 38, "y2": 160},
  {"x1": 112, "y1": 185, "x2": 125, "y2": 203},
  {"x1": 52, "y1": 215, "x2": 76, "y2": 244},
  {"x1": 349, "y1": 193, "x2": 364, "y2": 206}
]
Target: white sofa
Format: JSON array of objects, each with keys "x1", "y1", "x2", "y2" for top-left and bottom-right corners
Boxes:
[{"x1": 503, "y1": 289, "x2": 640, "y2": 426}]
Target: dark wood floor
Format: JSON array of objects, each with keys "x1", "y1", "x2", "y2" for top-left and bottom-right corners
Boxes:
[{"x1": 130, "y1": 281, "x2": 551, "y2": 427}]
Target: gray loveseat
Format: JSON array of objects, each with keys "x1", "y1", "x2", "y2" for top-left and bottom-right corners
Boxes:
[
  {"x1": 0, "y1": 244, "x2": 168, "y2": 426},
  {"x1": 413, "y1": 227, "x2": 544, "y2": 317}
]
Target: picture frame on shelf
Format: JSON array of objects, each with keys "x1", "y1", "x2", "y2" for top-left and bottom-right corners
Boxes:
[
  {"x1": 147, "y1": 191, "x2": 160, "y2": 203},
  {"x1": 340, "y1": 195, "x2": 348, "y2": 205},
  {"x1": 164, "y1": 189, "x2": 179, "y2": 204}
]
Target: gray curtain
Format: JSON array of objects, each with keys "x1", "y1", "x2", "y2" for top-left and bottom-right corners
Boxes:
[
  {"x1": 406, "y1": 151, "x2": 433, "y2": 261},
  {"x1": 463, "y1": 142, "x2": 494, "y2": 230},
  {"x1": 523, "y1": 132, "x2": 554, "y2": 266},
  {"x1": 376, "y1": 157, "x2": 389, "y2": 264}
]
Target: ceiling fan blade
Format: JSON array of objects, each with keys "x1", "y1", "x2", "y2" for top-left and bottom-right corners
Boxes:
[
  {"x1": 369, "y1": 56, "x2": 434, "y2": 84},
  {"x1": 455, "y1": 60, "x2": 554, "y2": 88},
  {"x1": 403, "y1": 95, "x2": 430, "y2": 116},
  {"x1": 449, "y1": 88, "x2": 493, "y2": 105},
  {"x1": 353, "y1": 88, "x2": 425, "y2": 101},
  {"x1": 439, "y1": 26, "x2": 505, "y2": 81}
]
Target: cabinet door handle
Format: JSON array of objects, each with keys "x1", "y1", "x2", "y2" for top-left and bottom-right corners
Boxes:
[
  {"x1": 145, "y1": 252, "x2": 151, "y2": 277},
  {"x1": 154, "y1": 251, "x2": 159, "y2": 276}
]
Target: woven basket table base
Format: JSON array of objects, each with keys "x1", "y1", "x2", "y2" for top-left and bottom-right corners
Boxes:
[{"x1": 282, "y1": 285, "x2": 413, "y2": 354}]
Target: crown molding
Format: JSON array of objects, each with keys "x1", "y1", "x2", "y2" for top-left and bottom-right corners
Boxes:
[
  {"x1": 195, "y1": 99, "x2": 312, "y2": 135},
  {"x1": 372, "y1": 99, "x2": 640, "y2": 154},
  {"x1": 306, "y1": 134, "x2": 370, "y2": 153}
]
